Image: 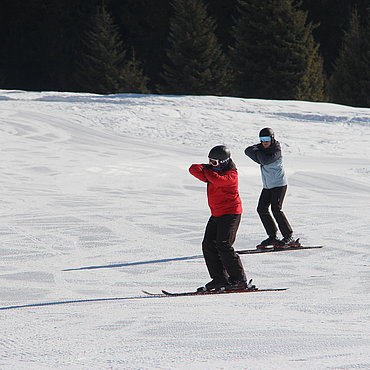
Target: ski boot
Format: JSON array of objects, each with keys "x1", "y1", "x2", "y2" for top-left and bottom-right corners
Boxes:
[
  {"x1": 274, "y1": 237, "x2": 301, "y2": 250},
  {"x1": 197, "y1": 279, "x2": 230, "y2": 292},
  {"x1": 256, "y1": 236, "x2": 280, "y2": 250},
  {"x1": 227, "y1": 279, "x2": 256, "y2": 291}
]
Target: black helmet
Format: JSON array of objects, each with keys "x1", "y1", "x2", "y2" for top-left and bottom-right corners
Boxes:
[
  {"x1": 208, "y1": 145, "x2": 231, "y2": 164},
  {"x1": 259, "y1": 127, "x2": 274, "y2": 139}
]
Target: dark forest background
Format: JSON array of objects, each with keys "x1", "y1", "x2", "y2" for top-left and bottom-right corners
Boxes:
[{"x1": 0, "y1": 0, "x2": 369, "y2": 107}]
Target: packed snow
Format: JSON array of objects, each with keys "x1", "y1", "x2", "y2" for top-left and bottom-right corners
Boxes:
[{"x1": 0, "y1": 90, "x2": 369, "y2": 369}]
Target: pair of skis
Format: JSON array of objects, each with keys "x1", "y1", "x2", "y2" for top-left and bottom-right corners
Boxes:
[
  {"x1": 143, "y1": 287, "x2": 287, "y2": 297},
  {"x1": 144, "y1": 243, "x2": 323, "y2": 297}
]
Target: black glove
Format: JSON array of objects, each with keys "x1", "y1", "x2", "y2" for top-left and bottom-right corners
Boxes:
[{"x1": 202, "y1": 164, "x2": 212, "y2": 169}]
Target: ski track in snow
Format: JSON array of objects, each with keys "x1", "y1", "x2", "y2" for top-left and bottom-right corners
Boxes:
[{"x1": 0, "y1": 90, "x2": 369, "y2": 369}]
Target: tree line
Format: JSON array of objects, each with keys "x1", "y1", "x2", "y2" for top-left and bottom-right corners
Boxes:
[{"x1": 1, "y1": 0, "x2": 369, "y2": 107}]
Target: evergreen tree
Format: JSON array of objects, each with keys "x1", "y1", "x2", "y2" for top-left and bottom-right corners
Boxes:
[
  {"x1": 121, "y1": 50, "x2": 150, "y2": 94},
  {"x1": 160, "y1": 0, "x2": 233, "y2": 96},
  {"x1": 204, "y1": 0, "x2": 239, "y2": 53},
  {"x1": 112, "y1": 0, "x2": 171, "y2": 93},
  {"x1": 300, "y1": 0, "x2": 369, "y2": 75},
  {"x1": 76, "y1": 2, "x2": 149, "y2": 94},
  {"x1": 232, "y1": 0, "x2": 326, "y2": 101},
  {"x1": 328, "y1": 8, "x2": 370, "y2": 107}
]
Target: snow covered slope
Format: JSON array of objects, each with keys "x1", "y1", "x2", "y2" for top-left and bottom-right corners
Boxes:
[{"x1": 0, "y1": 90, "x2": 369, "y2": 369}]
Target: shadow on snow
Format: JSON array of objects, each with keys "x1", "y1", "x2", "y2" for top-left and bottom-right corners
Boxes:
[
  {"x1": 0, "y1": 294, "x2": 163, "y2": 311},
  {"x1": 62, "y1": 254, "x2": 204, "y2": 271}
]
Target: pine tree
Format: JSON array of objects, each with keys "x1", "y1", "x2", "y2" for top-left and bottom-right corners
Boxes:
[
  {"x1": 232, "y1": 0, "x2": 326, "y2": 101},
  {"x1": 121, "y1": 50, "x2": 150, "y2": 94},
  {"x1": 328, "y1": 8, "x2": 370, "y2": 107},
  {"x1": 160, "y1": 0, "x2": 233, "y2": 96},
  {"x1": 111, "y1": 0, "x2": 171, "y2": 93},
  {"x1": 76, "y1": 2, "x2": 149, "y2": 94}
]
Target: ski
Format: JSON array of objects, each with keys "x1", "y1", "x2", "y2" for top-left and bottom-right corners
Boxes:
[
  {"x1": 142, "y1": 287, "x2": 287, "y2": 297},
  {"x1": 238, "y1": 245, "x2": 323, "y2": 255},
  {"x1": 142, "y1": 290, "x2": 165, "y2": 296}
]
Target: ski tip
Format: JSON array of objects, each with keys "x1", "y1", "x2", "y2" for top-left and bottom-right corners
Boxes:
[{"x1": 142, "y1": 290, "x2": 162, "y2": 296}]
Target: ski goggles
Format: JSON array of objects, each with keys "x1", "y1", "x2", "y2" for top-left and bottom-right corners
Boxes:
[
  {"x1": 260, "y1": 136, "x2": 272, "y2": 142},
  {"x1": 209, "y1": 158, "x2": 220, "y2": 166},
  {"x1": 209, "y1": 158, "x2": 229, "y2": 166}
]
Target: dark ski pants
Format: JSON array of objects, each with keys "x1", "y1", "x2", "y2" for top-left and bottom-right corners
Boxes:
[
  {"x1": 257, "y1": 185, "x2": 293, "y2": 239},
  {"x1": 202, "y1": 214, "x2": 246, "y2": 283}
]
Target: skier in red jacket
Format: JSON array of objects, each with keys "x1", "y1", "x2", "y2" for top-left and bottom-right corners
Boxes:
[{"x1": 189, "y1": 145, "x2": 251, "y2": 291}]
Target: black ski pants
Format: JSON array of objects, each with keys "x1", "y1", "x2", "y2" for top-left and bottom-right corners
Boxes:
[
  {"x1": 257, "y1": 185, "x2": 293, "y2": 239},
  {"x1": 202, "y1": 214, "x2": 246, "y2": 283}
]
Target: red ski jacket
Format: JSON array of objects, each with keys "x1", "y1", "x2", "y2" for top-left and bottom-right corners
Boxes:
[{"x1": 189, "y1": 163, "x2": 242, "y2": 217}]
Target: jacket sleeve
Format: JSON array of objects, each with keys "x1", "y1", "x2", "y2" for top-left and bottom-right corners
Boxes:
[
  {"x1": 255, "y1": 144, "x2": 282, "y2": 165},
  {"x1": 202, "y1": 168, "x2": 238, "y2": 187},
  {"x1": 189, "y1": 164, "x2": 208, "y2": 182},
  {"x1": 245, "y1": 143, "x2": 282, "y2": 165},
  {"x1": 244, "y1": 145, "x2": 260, "y2": 164}
]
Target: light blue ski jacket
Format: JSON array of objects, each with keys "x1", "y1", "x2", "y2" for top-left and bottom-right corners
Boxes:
[{"x1": 244, "y1": 141, "x2": 287, "y2": 189}]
